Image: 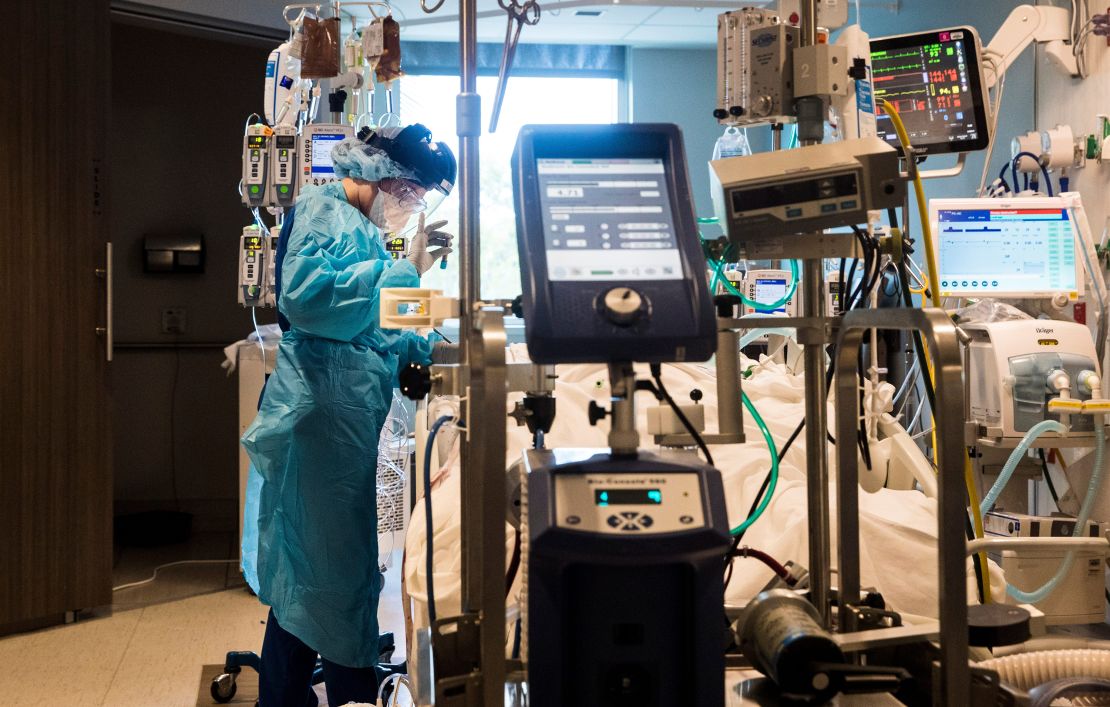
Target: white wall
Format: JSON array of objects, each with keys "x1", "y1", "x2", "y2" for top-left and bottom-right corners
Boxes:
[{"x1": 1036, "y1": 41, "x2": 1110, "y2": 238}]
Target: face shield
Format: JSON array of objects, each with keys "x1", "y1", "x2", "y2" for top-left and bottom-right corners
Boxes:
[
  {"x1": 370, "y1": 177, "x2": 449, "y2": 237},
  {"x1": 368, "y1": 177, "x2": 449, "y2": 237}
]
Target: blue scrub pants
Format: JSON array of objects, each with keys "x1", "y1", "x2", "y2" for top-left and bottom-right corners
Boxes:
[{"x1": 259, "y1": 609, "x2": 380, "y2": 707}]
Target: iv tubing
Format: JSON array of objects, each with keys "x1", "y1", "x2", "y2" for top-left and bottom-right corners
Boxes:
[
  {"x1": 980, "y1": 420, "x2": 1068, "y2": 515},
  {"x1": 731, "y1": 392, "x2": 779, "y2": 536},
  {"x1": 1005, "y1": 424, "x2": 1106, "y2": 604}
]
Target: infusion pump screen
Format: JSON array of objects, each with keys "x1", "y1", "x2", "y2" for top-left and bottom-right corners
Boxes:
[
  {"x1": 936, "y1": 208, "x2": 1078, "y2": 296},
  {"x1": 872, "y1": 30, "x2": 984, "y2": 151},
  {"x1": 311, "y1": 133, "x2": 344, "y2": 174},
  {"x1": 537, "y1": 158, "x2": 683, "y2": 282},
  {"x1": 752, "y1": 278, "x2": 788, "y2": 314}
]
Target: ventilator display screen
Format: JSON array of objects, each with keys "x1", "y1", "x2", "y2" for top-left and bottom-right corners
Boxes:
[
  {"x1": 595, "y1": 489, "x2": 662, "y2": 506},
  {"x1": 536, "y1": 158, "x2": 683, "y2": 282},
  {"x1": 936, "y1": 206, "x2": 1080, "y2": 297},
  {"x1": 310, "y1": 133, "x2": 344, "y2": 174},
  {"x1": 871, "y1": 28, "x2": 990, "y2": 154}
]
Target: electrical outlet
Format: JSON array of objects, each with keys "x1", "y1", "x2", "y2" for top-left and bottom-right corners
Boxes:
[{"x1": 162, "y1": 308, "x2": 187, "y2": 335}]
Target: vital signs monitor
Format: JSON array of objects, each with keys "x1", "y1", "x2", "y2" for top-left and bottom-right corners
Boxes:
[
  {"x1": 930, "y1": 197, "x2": 1083, "y2": 299},
  {"x1": 871, "y1": 27, "x2": 991, "y2": 155}
]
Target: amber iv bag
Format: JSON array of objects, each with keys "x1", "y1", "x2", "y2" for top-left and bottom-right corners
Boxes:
[{"x1": 301, "y1": 16, "x2": 340, "y2": 79}]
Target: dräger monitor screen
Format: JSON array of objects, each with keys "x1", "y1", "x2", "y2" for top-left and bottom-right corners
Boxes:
[
  {"x1": 537, "y1": 158, "x2": 683, "y2": 282},
  {"x1": 936, "y1": 207, "x2": 1078, "y2": 297},
  {"x1": 311, "y1": 133, "x2": 344, "y2": 174},
  {"x1": 871, "y1": 28, "x2": 989, "y2": 154}
]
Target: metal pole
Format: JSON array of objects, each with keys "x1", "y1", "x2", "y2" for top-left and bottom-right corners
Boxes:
[
  {"x1": 455, "y1": 2, "x2": 506, "y2": 705},
  {"x1": 456, "y1": 0, "x2": 480, "y2": 607},
  {"x1": 834, "y1": 308, "x2": 969, "y2": 704},
  {"x1": 799, "y1": 0, "x2": 817, "y2": 47},
  {"x1": 802, "y1": 258, "x2": 832, "y2": 625},
  {"x1": 457, "y1": 0, "x2": 480, "y2": 351}
]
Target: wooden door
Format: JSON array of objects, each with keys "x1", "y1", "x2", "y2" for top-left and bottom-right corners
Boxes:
[{"x1": 0, "y1": 0, "x2": 113, "y2": 632}]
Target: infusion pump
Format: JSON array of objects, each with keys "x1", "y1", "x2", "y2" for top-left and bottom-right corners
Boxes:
[{"x1": 740, "y1": 269, "x2": 798, "y2": 317}]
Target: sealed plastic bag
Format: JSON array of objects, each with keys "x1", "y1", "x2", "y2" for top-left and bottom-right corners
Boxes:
[
  {"x1": 712, "y1": 126, "x2": 751, "y2": 160},
  {"x1": 953, "y1": 298, "x2": 1032, "y2": 324},
  {"x1": 300, "y1": 16, "x2": 340, "y2": 79}
]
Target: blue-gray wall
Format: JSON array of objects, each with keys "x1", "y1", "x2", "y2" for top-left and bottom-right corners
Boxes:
[{"x1": 631, "y1": 2, "x2": 1036, "y2": 240}]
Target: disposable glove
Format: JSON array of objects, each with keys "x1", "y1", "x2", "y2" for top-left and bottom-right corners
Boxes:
[{"x1": 406, "y1": 214, "x2": 453, "y2": 275}]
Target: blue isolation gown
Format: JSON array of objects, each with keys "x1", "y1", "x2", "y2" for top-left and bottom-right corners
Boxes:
[{"x1": 241, "y1": 182, "x2": 435, "y2": 667}]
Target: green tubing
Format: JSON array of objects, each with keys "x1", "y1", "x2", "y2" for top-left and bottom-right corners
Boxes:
[
  {"x1": 731, "y1": 392, "x2": 779, "y2": 536},
  {"x1": 699, "y1": 215, "x2": 799, "y2": 311},
  {"x1": 712, "y1": 257, "x2": 800, "y2": 312}
]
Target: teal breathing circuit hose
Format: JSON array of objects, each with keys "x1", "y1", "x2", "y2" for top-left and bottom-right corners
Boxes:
[
  {"x1": 731, "y1": 392, "x2": 779, "y2": 536},
  {"x1": 1004, "y1": 424, "x2": 1106, "y2": 603}
]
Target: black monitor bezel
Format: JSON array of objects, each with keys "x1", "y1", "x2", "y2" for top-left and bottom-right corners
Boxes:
[
  {"x1": 870, "y1": 26, "x2": 991, "y2": 156},
  {"x1": 511, "y1": 123, "x2": 715, "y2": 364}
]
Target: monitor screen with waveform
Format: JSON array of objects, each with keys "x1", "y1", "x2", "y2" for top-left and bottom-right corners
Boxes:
[
  {"x1": 934, "y1": 202, "x2": 1080, "y2": 298},
  {"x1": 871, "y1": 27, "x2": 990, "y2": 155}
]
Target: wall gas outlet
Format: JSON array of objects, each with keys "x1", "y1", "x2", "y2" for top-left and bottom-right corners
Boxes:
[{"x1": 162, "y1": 308, "x2": 187, "y2": 335}]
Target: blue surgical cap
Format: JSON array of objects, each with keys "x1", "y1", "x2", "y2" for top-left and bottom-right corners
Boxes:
[{"x1": 330, "y1": 137, "x2": 419, "y2": 182}]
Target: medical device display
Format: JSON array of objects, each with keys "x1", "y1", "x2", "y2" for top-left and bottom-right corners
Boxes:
[
  {"x1": 513, "y1": 123, "x2": 716, "y2": 364},
  {"x1": 931, "y1": 198, "x2": 1082, "y2": 299},
  {"x1": 238, "y1": 225, "x2": 265, "y2": 307},
  {"x1": 710, "y1": 136, "x2": 905, "y2": 257},
  {"x1": 242, "y1": 124, "x2": 269, "y2": 207},
  {"x1": 524, "y1": 452, "x2": 730, "y2": 707},
  {"x1": 536, "y1": 157, "x2": 681, "y2": 282},
  {"x1": 741, "y1": 269, "x2": 798, "y2": 316},
  {"x1": 300, "y1": 123, "x2": 354, "y2": 188},
  {"x1": 268, "y1": 125, "x2": 298, "y2": 208},
  {"x1": 870, "y1": 27, "x2": 991, "y2": 155}
]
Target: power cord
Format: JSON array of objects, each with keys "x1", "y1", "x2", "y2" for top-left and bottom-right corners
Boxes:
[
  {"x1": 649, "y1": 363, "x2": 713, "y2": 467},
  {"x1": 424, "y1": 415, "x2": 454, "y2": 624}
]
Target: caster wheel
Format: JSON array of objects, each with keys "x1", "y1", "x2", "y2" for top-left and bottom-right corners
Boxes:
[{"x1": 210, "y1": 673, "x2": 238, "y2": 703}]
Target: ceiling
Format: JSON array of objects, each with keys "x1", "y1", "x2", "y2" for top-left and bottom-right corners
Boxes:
[
  {"x1": 123, "y1": 0, "x2": 899, "y2": 50},
  {"x1": 377, "y1": 1, "x2": 743, "y2": 48}
]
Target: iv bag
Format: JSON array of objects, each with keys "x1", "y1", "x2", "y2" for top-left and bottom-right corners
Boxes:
[
  {"x1": 301, "y1": 16, "x2": 340, "y2": 79},
  {"x1": 712, "y1": 127, "x2": 751, "y2": 160},
  {"x1": 376, "y1": 15, "x2": 403, "y2": 84},
  {"x1": 363, "y1": 19, "x2": 384, "y2": 67}
]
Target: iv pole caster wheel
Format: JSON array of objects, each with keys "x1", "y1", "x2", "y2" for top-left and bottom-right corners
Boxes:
[{"x1": 210, "y1": 672, "x2": 238, "y2": 703}]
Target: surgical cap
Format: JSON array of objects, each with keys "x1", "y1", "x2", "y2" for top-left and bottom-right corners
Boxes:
[{"x1": 330, "y1": 137, "x2": 419, "y2": 183}]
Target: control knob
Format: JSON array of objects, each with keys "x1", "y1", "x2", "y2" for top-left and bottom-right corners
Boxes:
[
  {"x1": 752, "y1": 95, "x2": 774, "y2": 118},
  {"x1": 601, "y1": 287, "x2": 646, "y2": 327}
]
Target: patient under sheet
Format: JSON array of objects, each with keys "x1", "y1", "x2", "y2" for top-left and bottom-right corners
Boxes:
[{"x1": 404, "y1": 345, "x2": 1003, "y2": 634}]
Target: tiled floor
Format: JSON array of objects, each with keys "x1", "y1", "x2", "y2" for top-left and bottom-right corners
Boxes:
[{"x1": 0, "y1": 533, "x2": 407, "y2": 707}]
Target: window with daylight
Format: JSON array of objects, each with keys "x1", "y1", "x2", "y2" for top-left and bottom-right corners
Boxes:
[{"x1": 399, "y1": 74, "x2": 621, "y2": 298}]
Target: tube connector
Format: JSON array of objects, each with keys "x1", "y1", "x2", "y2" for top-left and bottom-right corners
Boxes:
[
  {"x1": 1078, "y1": 370, "x2": 1101, "y2": 395},
  {"x1": 1047, "y1": 397, "x2": 1082, "y2": 418},
  {"x1": 1046, "y1": 369, "x2": 1072, "y2": 395}
]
